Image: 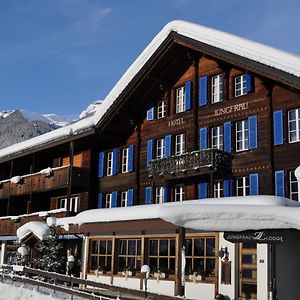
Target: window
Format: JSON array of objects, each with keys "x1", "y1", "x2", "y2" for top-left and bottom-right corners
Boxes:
[
  {"x1": 156, "y1": 138, "x2": 165, "y2": 159},
  {"x1": 89, "y1": 239, "x2": 112, "y2": 272},
  {"x1": 106, "y1": 151, "x2": 113, "y2": 176},
  {"x1": 174, "y1": 184, "x2": 185, "y2": 202},
  {"x1": 185, "y1": 236, "x2": 216, "y2": 277},
  {"x1": 236, "y1": 120, "x2": 249, "y2": 151},
  {"x1": 289, "y1": 171, "x2": 298, "y2": 201},
  {"x1": 58, "y1": 196, "x2": 79, "y2": 213},
  {"x1": 235, "y1": 75, "x2": 247, "y2": 97},
  {"x1": 157, "y1": 100, "x2": 166, "y2": 119},
  {"x1": 121, "y1": 148, "x2": 129, "y2": 173},
  {"x1": 155, "y1": 187, "x2": 164, "y2": 204},
  {"x1": 236, "y1": 176, "x2": 250, "y2": 196},
  {"x1": 118, "y1": 239, "x2": 141, "y2": 272},
  {"x1": 176, "y1": 86, "x2": 186, "y2": 113},
  {"x1": 175, "y1": 133, "x2": 185, "y2": 155},
  {"x1": 211, "y1": 74, "x2": 224, "y2": 103},
  {"x1": 288, "y1": 108, "x2": 300, "y2": 143},
  {"x1": 214, "y1": 180, "x2": 224, "y2": 198},
  {"x1": 148, "y1": 238, "x2": 176, "y2": 275},
  {"x1": 211, "y1": 126, "x2": 223, "y2": 150},
  {"x1": 121, "y1": 191, "x2": 128, "y2": 207},
  {"x1": 105, "y1": 194, "x2": 112, "y2": 208}
]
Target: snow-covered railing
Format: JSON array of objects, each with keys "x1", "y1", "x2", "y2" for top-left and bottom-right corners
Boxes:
[
  {"x1": 0, "y1": 265, "x2": 176, "y2": 300},
  {"x1": 148, "y1": 149, "x2": 232, "y2": 177}
]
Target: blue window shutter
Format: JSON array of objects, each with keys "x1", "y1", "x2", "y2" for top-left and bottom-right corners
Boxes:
[
  {"x1": 111, "y1": 191, "x2": 118, "y2": 208},
  {"x1": 199, "y1": 127, "x2": 208, "y2": 150},
  {"x1": 112, "y1": 148, "x2": 118, "y2": 175},
  {"x1": 249, "y1": 173, "x2": 259, "y2": 195},
  {"x1": 275, "y1": 170, "x2": 285, "y2": 197},
  {"x1": 185, "y1": 81, "x2": 192, "y2": 110},
  {"x1": 145, "y1": 187, "x2": 152, "y2": 205},
  {"x1": 128, "y1": 145, "x2": 134, "y2": 172},
  {"x1": 224, "y1": 122, "x2": 232, "y2": 153},
  {"x1": 245, "y1": 74, "x2": 252, "y2": 93},
  {"x1": 224, "y1": 179, "x2": 232, "y2": 197},
  {"x1": 248, "y1": 115, "x2": 258, "y2": 149},
  {"x1": 199, "y1": 76, "x2": 208, "y2": 106},
  {"x1": 164, "y1": 185, "x2": 169, "y2": 203},
  {"x1": 98, "y1": 152, "x2": 104, "y2": 177},
  {"x1": 127, "y1": 189, "x2": 134, "y2": 206},
  {"x1": 198, "y1": 182, "x2": 208, "y2": 199},
  {"x1": 147, "y1": 140, "x2": 153, "y2": 166},
  {"x1": 146, "y1": 102, "x2": 154, "y2": 120},
  {"x1": 273, "y1": 110, "x2": 284, "y2": 145},
  {"x1": 97, "y1": 193, "x2": 103, "y2": 208},
  {"x1": 165, "y1": 135, "x2": 172, "y2": 157}
]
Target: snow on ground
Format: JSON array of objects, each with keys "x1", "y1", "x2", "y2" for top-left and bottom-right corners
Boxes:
[{"x1": 0, "y1": 278, "x2": 115, "y2": 300}]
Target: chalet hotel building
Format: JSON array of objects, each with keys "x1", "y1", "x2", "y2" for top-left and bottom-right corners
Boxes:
[{"x1": 0, "y1": 21, "x2": 299, "y2": 299}]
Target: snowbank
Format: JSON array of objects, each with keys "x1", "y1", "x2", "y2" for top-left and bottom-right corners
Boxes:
[
  {"x1": 17, "y1": 221, "x2": 51, "y2": 242},
  {"x1": 54, "y1": 196, "x2": 300, "y2": 232}
]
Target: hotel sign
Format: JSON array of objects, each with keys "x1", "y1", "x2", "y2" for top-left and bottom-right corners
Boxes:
[
  {"x1": 168, "y1": 118, "x2": 185, "y2": 128},
  {"x1": 214, "y1": 102, "x2": 249, "y2": 116},
  {"x1": 224, "y1": 230, "x2": 285, "y2": 244}
]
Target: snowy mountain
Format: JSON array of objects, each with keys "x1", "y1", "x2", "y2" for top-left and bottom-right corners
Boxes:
[{"x1": 0, "y1": 100, "x2": 102, "y2": 150}]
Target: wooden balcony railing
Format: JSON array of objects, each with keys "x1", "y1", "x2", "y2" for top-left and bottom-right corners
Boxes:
[
  {"x1": 148, "y1": 149, "x2": 232, "y2": 177},
  {"x1": 0, "y1": 166, "x2": 88, "y2": 199},
  {"x1": 0, "y1": 210, "x2": 67, "y2": 236}
]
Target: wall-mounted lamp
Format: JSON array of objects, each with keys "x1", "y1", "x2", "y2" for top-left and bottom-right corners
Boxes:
[{"x1": 219, "y1": 246, "x2": 229, "y2": 259}]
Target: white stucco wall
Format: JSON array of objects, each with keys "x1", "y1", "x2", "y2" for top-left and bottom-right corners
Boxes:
[
  {"x1": 185, "y1": 281, "x2": 215, "y2": 300},
  {"x1": 257, "y1": 244, "x2": 268, "y2": 300},
  {"x1": 218, "y1": 233, "x2": 235, "y2": 299},
  {"x1": 146, "y1": 279, "x2": 175, "y2": 296}
]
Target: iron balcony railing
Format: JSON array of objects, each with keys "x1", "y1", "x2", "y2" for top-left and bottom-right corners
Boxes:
[{"x1": 148, "y1": 149, "x2": 232, "y2": 176}]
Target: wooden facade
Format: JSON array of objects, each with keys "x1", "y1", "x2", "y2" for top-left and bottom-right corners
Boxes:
[{"x1": 0, "y1": 21, "x2": 299, "y2": 299}]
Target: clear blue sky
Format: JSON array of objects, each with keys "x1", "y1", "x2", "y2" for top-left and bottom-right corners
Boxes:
[{"x1": 0, "y1": 0, "x2": 299, "y2": 116}]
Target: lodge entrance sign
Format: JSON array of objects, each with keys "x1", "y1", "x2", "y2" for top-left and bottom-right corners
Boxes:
[{"x1": 224, "y1": 230, "x2": 286, "y2": 244}]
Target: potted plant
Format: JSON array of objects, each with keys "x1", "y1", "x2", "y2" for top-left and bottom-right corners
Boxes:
[{"x1": 196, "y1": 268, "x2": 206, "y2": 281}]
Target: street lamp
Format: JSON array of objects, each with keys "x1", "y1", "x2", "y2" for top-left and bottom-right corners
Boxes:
[{"x1": 141, "y1": 264, "x2": 150, "y2": 299}]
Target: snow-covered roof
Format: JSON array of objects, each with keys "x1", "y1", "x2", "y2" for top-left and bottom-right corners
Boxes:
[
  {"x1": 17, "y1": 221, "x2": 51, "y2": 242},
  {"x1": 1, "y1": 20, "x2": 299, "y2": 161},
  {"x1": 54, "y1": 196, "x2": 300, "y2": 232}
]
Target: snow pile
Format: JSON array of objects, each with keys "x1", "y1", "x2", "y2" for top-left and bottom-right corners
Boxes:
[
  {"x1": 17, "y1": 221, "x2": 51, "y2": 242},
  {"x1": 10, "y1": 176, "x2": 23, "y2": 184},
  {"x1": 39, "y1": 167, "x2": 53, "y2": 177},
  {"x1": 79, "y1": 99, "x2": 103, "y2": 119},
  {"x1": 55, "y1": 196, "x2": 300, "y2": 232}
]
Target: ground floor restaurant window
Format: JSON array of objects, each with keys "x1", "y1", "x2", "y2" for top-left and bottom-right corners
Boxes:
[
  {"x1": 148, "y1": 238, "x2": 176, "y2": 275},
  {"x1": 89, "y1": 239, "x2": 112, "y2": 273},
  {"x1": 118, "y1": 239, "x2": 141, "y2": 273},
  {"x1": 185, "y1": 236, "x2": 216, "y2": 278}
]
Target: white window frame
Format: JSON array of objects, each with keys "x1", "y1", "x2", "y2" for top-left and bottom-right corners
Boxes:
[
  {"x1": 289, "y1": 171, "x2": 298, "y2": 201},
  {"x1": 107, "y1": 151, "x2": 113, "y2": 176},
  {"x1": 176, "y1": 86, "x2": 186, "y2": 113},
  {"x1": 58, "y1": 196, "x2": 79, "y2": 213},
  {"x1": 157, "y1": 100, "x2": 166, "y2": 119},
  {"x1": 211, "y1": 126, "x2": 223, "y2": 150},
  {"x1": 155, "y1": 187, "x2": 164, "y2": 204},
  {"x1": 235, "y1": 75, "x2": 247, "y2": 97},
  {"x1": 105, "y1": 194, "x2": 112, "y2": 208},
  {"x1": 175, "y1": 133, "x2": 185, "y2": 156},
  {"x1": 288, "y1": 108, "x2": 300, "y2": 143},
  {"x1": 174, "y1": 184, "x2": 185, "y2": 202},
  {"x1": 156, "y1": 138, "x2": 165, "y2": 159},
  {"x1": 236, "y1": 176, "x2": 250, "y2": 196},
  {"x1": 58, "y1": 198, "x2": 67, "y2": 210},
  {"x1": 121, "y1": 147, "x2": 129, "y2": 173},
  {"x1": 236, "y1": 120, "x2": 249, "y2": 152},
  {"x1": 211, "y1": 74, "x2": 224, "y2": 103},
  {"x1": 213, "y1": 180, "x2": 224, "y2": 198},
  {"x1": 121, "y1": 191, "x2": 128, "y2": 207}
]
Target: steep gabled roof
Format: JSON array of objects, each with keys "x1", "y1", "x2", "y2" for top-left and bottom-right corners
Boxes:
[{"x1": 0, "y1": 20, "x2": 299, "y2": 161}]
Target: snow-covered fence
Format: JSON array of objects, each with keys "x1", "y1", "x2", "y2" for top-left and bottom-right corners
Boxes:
[{"x1": 0, "y1": 265, "x2": 177, "y2": 300}]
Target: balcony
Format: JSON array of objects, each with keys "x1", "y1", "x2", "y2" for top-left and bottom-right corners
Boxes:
[
  {"x1": 148, "y1": 149, "x2": 232, "y2": 178},
  {"x1": 0, "y1": 166, "x2": 88, "y2": 199}
]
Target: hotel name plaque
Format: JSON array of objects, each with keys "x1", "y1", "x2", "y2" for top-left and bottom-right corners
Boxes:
[{"x1": 214, "y1": 102, "x2": 249, "y2": 116}]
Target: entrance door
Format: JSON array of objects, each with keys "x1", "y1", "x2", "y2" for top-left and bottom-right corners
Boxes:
[{"x1": 239, "y1": 242, "x2": 257, "y2": 299}]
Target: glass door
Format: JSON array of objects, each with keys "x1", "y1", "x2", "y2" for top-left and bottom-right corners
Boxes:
[{"x1": 239, "y1": 242, "x2": 257, "y2": 299}]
